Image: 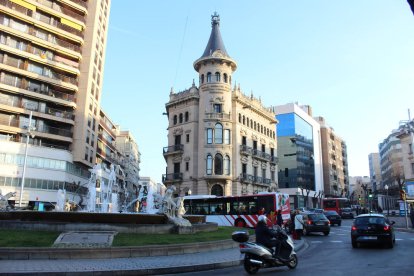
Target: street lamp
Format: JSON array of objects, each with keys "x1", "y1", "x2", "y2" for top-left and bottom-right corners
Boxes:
[
  {"x1": 19, "y1": 111, "x2": 36, "y2": 207},
  {"x1": 385, "y1": 184, "x2": 389, "y2": 216}
]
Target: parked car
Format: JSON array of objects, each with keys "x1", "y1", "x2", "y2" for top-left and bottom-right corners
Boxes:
[
  {"x1": 323, "y1": 211, "x2": 342, "y2": 226},
  {"x1": 341, "y1": 208, "x2": 354, "y2": 219},
  {"x1": 308, "y1": 208, "x2": 324, "y2": 213},
  {"x1": 351, "y1": 213, "x2": 395, "y2": 249},
  {"x1": 301, "y1": 212, "x2": 330, "y2": 236}
]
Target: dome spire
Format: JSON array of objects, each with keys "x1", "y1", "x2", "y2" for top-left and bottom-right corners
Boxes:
[{"x1": 200, "y1": 12, "x2": 229, "y2": 58}]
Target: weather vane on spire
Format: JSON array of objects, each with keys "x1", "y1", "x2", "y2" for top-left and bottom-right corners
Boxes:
[{"x1": 211, "y1": 12, "x2": 220, "y2": 26}]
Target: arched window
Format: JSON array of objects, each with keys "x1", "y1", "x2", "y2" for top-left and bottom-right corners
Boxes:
[
  {"x1": 215, "y1": 72, "x2": 220, "y2": 82},
  {"x1": 211, "y1": 184, "x2": 223, "y2": 196},
  {"x1": 214, "y1": 153, "x2": 223, "y2": 175},
  {"x1": 261, "y1": 125, "x2": 263, "y2": 134},
  {"x1": 185, "y1": 112, "x2": 189, "y2": 122},
  {"x1": 239, "y1": 113, "x2": 241, "y2": 123},
  {"x1": 224, "y1": 155, "x2": 230, "y2": 175},
  {"x1": 206, "y1": 154, "x2": 213, "y2": 175},
  {"x1": 247, "y1": 117, "x2": 249, "y2": 127},
  {"x1": 207, "y1": 128, "x2": 213, "y2": 144},
  {"x1": 173, "y1": 115, "x2": 177, "y2": 125},
  {"x1": 242, "y1": 115, "x2": 245, "y2": 125},
  {"x1": 207, "y1": 72, "x2": 212, "y2": 83},
  {"x1": 214, "y1": 123, "x2": 223, "y2": 144},
  {"x1": 223, "y1": 73, "x2": 228, "y2": 83},
  {"x1": 254, "y1": 122, "x2": 256, "y2": 131},
  {"x1": 179, "y1": 113, "x2": 183, "y2": 123},
  {"x1": 201, "y1": 74, "x2": 204, "y2": 84},
  {"x1": 250, "y1": 119, "x2": 253, "y2": 128}
]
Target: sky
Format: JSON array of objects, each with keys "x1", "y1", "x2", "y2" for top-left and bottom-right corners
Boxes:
[{"x1": 101, "y1": 1, "x2": 414, "y2": 184}]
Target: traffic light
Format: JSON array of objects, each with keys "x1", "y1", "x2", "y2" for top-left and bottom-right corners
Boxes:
[{"x1": 400, "y1": 190, "x2": 407, "y2": 201}]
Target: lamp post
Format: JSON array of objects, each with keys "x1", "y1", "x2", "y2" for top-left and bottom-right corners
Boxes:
[
  {"x1": 19, "y1": 112, "x2": 36, "y2": 207},
  {"x1": 385, "y1": 184, "x2": 389, "y2": 216}
]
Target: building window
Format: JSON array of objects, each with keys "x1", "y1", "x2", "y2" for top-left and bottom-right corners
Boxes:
[
  {"x1": 206, "y1": 154, "x2": 213, "y2": 175},
  {"x1": 86, "y1": 130, "x2": 90, "y2": 144},
  {"x1": 213, "y1": 104, "x2": 222, "y2": 113},
  {"x1": 84, "y1": 147, "x2": 88, "y2": 161},
  {"x1": 247, "y1": 118, "x2": 250, "y2": 127},
  {"x1": 239, "y1": 113, "x2": 241, "y2": 123},
  {"x1": 262, "y1": 168, "x2": 266, "y2": 179},
  {"x1": 242, "y1": 115, "x2": 245, "y2": 125},
  {"x1": 207, "y1": 128, "x2": 213, "y2": 144},
  {"x1": 201, "y1": 74, "x2": 204, "y2": 84},
  {"x1": 224, "y1": 155, "x2": 230, "y2": 175},
  {"x1": 242, "y1": 136, "x2": 247, "y2": 145},
  {"x1": 271, "y1": 171, "x2": 275, "y2": 181},
  {"x1": 185, "y1": 112, "x2": 189, "y2": 122},
  {"x1": 224, "y1": 129, "x2": 230, "y2": 144},
  {"x1": 207, "y1": 72, "x2": 212, "y2": 82},
  {"x1": 186, "y1": 134, "x2": 190, "y2": 143},
  {"x1": 186, "y1": 162, "x2": 189, "y2": 171},
  {"x1": 214, "y1": 153, "x2": 223, "y2": 175},
  {"x1": 173, "y1": 115, "x2": 177, "y2": 125},
  {"x1": 214, "y1": 123, "x2": 223, "y2": 144},
  {"x1": 91, "y1": 134, "x2": 95, "y2": 147},
  {"x1": 223, "y1": 73, "x2": 228, "y2": 83},
  {"x1": 179, "y1": 113, "x2": 183, "y2": 123},
  {"x1": 215, "y1": 72, "x2": 220, "y2": 82}
]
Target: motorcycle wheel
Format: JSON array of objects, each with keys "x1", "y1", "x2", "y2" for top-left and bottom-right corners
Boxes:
[
  {"x1": 287, "y1": 254, "x2": 298, "y2": 269},
  {"x1": 244, "y1": 257, "x2": 260, "y2": 274}
]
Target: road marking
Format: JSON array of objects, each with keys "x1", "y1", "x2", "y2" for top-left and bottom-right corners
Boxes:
[
  {"x1": 335, "y1": 233, "x2": 346, "y2": 236},
  {"x1": 311, "y1": 241, "x2": 323, "y2": 243},
  {"x1": 395, "y1": 238, "x2": 404, "y2": 241},
  {"x1": 330, "y1": 241, "x2": 343, "y2": 243}
]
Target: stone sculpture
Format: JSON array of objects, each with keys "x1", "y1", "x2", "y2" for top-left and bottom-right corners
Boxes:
[
  {"x1": 156, "y1": 185, "x2": 191, "y2": 227},
  {"x1": 0, "y1": 189, "x2": 16, "y2": 211}
]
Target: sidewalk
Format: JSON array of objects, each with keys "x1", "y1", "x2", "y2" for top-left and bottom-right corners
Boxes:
[{"x1": 0, "y1": 239, "x2": 306, "y2": 275}]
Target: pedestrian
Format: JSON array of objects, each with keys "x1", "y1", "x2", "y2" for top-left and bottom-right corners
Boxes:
[
  {"x1": 377, "y1": 205, "x2": 383, "y2": 214},
  {"x1": 410, "y1": 204, "x2": 414, "y2": 229},
  {"x1": 277, "y1": 209, "x2": 283, "y2": 228},
  {"x1": 294, "y1": 209, "x2": 304, "y2": 240}
]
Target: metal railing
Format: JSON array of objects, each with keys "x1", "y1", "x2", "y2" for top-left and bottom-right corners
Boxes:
[
  {"x1": 36, "y1": 124, "x2": 72, "y2": 137},
  {"x1": 0, "y1": 11, "x2": 81, "y2": 53},
  {"x1": 162, "y1": 173, "x2": 183, "y2": 182},
  {"x1": 33, "y1": 0, "x2": 86, "y2": 23},
  {"x1": 67, "y1": 0, "x2": 87, "y2": 8},
  {"x1": 163, "y1": 144, "x2": 184, "y2": 154},
  {"x1": 0, "y1": 116, "x2": 19, "y2": 127}
]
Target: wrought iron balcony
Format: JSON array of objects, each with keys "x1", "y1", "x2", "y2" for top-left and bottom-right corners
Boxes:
[
  {"x1": 252, "y1": 149, "x2": 272, "y2": 162},
  {"x1": 240, "y1": 145, "x2": 252, "y2": 155},
  {"x1": 205, "y1": 112, "x2": 231, "y2": 120},
  {"x1": 240, "y1": 173, "x2": 254, "y2": 183},
  {"x1": 270, "y1": 156, "x2": 279, "y2": 164},
  {"x1": 163, "y1": 144, "x2": 184, "y2": 155},
  {"x1": 162, "y1": 173, "x2": 183, "y2": 183}
]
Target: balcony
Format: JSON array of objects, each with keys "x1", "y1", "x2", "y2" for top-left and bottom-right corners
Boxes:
[
  {"x1": 36, "y1": 124, "x2": 72, "y2": 137},
  {"x1": 1, "y1": 55, "x2": 78, "y2": 85},
  {"x1": 0, "y1": 12, "x2": 81, "y2": 53},
  {"x1": 205, "y1": 112, "x2": 231, "y2": 120},
  {"x1": 0, "y1": 0, "x2": 84, "y2": 38},
  {"x1": 163, "y1": 144, "x2": 184, "y2": 156},
  {"x1": 240, "y1": 173, "x2": 254, "y2": 183},
  {"x1": 33, "y1": 0, "x2": 86, "y2": 23},
  {"x1": 240, "y1": 144, "x2": 252, "y2": 155},
  {"x1": 162, "y1": 173, "x2": 183, "y2": 184},
  {"x1": 252, "y1": 149, "x2": 272, "y2": 162},
  {"x1": 67, "y1": 0, "x2": 87, "y2": 8},
  {"x1": 1, "y1": 75, "x2": 76, "y2": 104},
  {"x1": 270, "y1": 156, "x2": 278, "y2": 164}
]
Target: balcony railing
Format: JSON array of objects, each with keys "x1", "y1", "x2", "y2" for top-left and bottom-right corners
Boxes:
[
  {"x1": 0, "y1": 116, "x2": 19, "y2": 127},
  {"x1": 162, "y1": 173, "x2": 183, "y2": 183},
  {"x1": 240, "y1": 173, "x2": 254, "y2": 183},
  {"x1": 205, "y1": 112, "x2": 231, "y2": 120},
  {"x1": 270, "y1": 156, "x2": 278, "y2": 164},
  {"x1": 252, "y1": 149, "x2": 272, "y2": 162},
  {"x1": 36, "y1": 124, "x2": 72, "y2": 137},
  {"x1": 240, "y1": 144, "x2": 252, "y2": 155},
  {"x1": 33, "y1": 0, "x2": 86, "y2": 23},
  {"x1": 163, "y1": 144, "x2": 184, "y2": 154},
  {"x1": 68, "y1": 0, "x2": 87, "y2": 8},
  {"x1": 0, "y1": 11, "x2": 81, "y2": 53}
]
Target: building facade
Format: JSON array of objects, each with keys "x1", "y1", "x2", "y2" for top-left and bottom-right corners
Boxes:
[
  {"x1": 274, "y1": 103, "x2": 324, "y2": 208},
  {"x1": 316, "y1": 116, "x2": 349, "y2": 198},
  {"x1": 163, "y1": 14, "x2": 278, "y2": 196},
  {"x1": 368, "y1": 152, "x2": 382, "y2": 193},
  {"x1": 0, "y1": 0, "x2": 141, "y2": 209}
]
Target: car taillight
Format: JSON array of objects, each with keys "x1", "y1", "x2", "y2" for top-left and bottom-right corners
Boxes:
[
  {"x1": 239, "y1": 244, "x2": 247, "y2": 249},
  {"x1": 384, "y1": 225, "x2": 390, "y2": 231},
  {"x1": 307, "y1": 220, "x2": 313, "y2": 225},
  {"x1": 351, "y1": 225, "x2": 357, "y2": 231}
]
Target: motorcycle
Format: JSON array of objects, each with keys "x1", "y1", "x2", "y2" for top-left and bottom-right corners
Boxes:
[{"x1": 232, "y1": 226, "x2": 298, "y2": 274}]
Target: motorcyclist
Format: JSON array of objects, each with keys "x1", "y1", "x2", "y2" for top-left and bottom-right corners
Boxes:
[{"x1": 255, "y1": 215, "x2": 279, "y2": 257}]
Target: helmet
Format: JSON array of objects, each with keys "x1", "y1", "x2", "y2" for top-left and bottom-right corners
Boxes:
[{"x1": 258, "y1": 215, "x2": 267, "y2": 223}]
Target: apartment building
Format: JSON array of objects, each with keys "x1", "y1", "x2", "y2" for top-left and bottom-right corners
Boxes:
[
  {"x1": 163, "y1": 13, "x2": 278, "y2": 196},
  {"x1": 368, "y1": 152, "x2": 382, "y2": 192},
  {"x1": 316, "y1": 116, "x2": 349, "y2": 197},
  {"x1": 0, "y1": 0, "x2": 115, "y2": 208}
]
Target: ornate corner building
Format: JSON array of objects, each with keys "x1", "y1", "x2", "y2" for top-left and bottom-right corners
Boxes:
[{"x1": 163, "y1": 14, "x2": 278, "y2": 196}]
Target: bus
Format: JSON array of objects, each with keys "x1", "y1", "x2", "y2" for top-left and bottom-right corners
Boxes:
[
  {"x1": 183, "y1": 192, "x2": 290, "y2": 228},
  {"x1": 322, "y1": 198, "x2": 351, "y2": 215}
]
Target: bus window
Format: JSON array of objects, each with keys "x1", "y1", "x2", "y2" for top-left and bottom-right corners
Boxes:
[
  {"x1": 210, "y1": 202, "x2": 224, "y2": 214},
  {"x1": 258, "y1": 195, "x2": 274, "y2": 214}
]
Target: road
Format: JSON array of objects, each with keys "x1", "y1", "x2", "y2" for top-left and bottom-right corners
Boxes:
[{"x1": 169, "y1": 219, "x2": 414, "y2": 275}]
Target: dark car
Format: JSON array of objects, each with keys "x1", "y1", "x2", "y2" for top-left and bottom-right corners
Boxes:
[
  {"x1": 302, "y1": 212, "x2": 330, "y2": 236},
  {"x1": 351, "y1": 214, "x2": 395, "y2": 248},
  {"x1": 341, "y1": 208, "x2": 354, "y2": 219},
  {"x1": 324, "y1": 211, "x2": 342, "y2": 226},
  {"x1": 308, "y1": 208, "x2": 324, "y2": 213}
]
